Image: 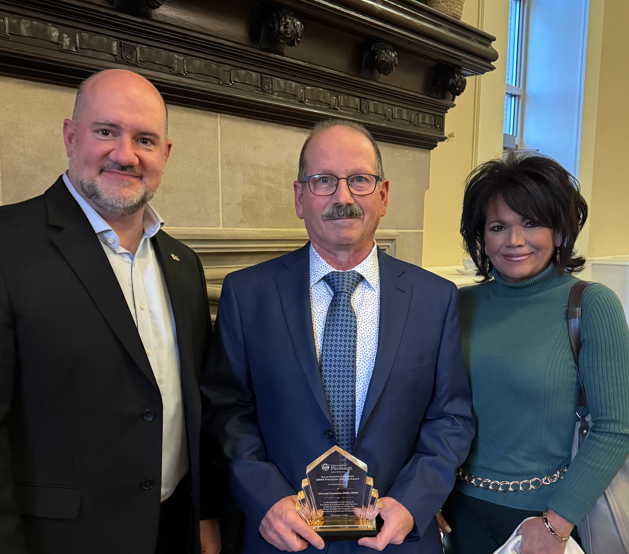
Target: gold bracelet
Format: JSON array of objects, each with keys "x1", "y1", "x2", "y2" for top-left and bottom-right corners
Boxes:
[{"x1": 542, "y1": 511, "x2": 570, "y2": 543}]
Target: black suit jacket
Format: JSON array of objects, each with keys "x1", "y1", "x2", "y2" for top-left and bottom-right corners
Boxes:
[
  {"x1": 0, "y1": 177, "x2": 214, "y2": 554},
  {"x1": 204, "y1": 244, "x2": 474, "y2": 553}
]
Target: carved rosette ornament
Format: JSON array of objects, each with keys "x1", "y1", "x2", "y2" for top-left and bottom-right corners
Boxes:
[
  {"x1": 362, "y1": 43, "x2": 398, "y2": 81},
  {"x1": 106, "y1": 0, "x2": 166, "y2": 16},
  {"x1": 437, "y1": 66, "x2": 467, "y2": 100},
  {"x1": 260, "y1": 9, "x2": 304, "y2": 55}
]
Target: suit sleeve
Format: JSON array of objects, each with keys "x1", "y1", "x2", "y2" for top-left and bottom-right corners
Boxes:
[
  {"x1": 386, "y1": 282, "x2": 475, "y2": 539},
  {"x1": 200, "y1": 274, "x2": 295, "y2": 530},
  {"x1": 0, "y1": 268, "x2": 28, "y2": 553},
  {"x1": 196, "y1": 253, "x2": 225, "y2": 521}
]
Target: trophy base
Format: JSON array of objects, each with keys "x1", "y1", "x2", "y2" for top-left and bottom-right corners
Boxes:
[{"x1": 312, "y1": 515, "x2": 383, "y2": 542}]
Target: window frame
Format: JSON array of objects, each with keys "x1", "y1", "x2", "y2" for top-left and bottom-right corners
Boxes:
[{"x1": 503, "y1": 0, "x2": 527, "y2": 150}]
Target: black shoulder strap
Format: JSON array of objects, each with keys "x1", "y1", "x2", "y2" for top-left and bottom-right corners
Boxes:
[{"x1": 567, "y1": 280, "x2": 592, "y2": 407}]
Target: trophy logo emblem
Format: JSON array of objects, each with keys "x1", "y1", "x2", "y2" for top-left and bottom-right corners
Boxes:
[{"x1": 296, "y1": 445, "x2": 383, "y2": 540}]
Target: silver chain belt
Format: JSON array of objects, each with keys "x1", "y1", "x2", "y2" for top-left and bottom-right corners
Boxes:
[{"x1": 457, "y1": 467, "x2": 567, "y2": 492}]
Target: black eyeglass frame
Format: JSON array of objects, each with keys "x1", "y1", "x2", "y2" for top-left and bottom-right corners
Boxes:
[{"x1": 300, "y1": 174, "x2": 382, "y2": 197}]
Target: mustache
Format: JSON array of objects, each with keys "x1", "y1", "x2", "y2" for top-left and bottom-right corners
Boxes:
[
  {"x1": 321, "y1": 204, "x2": 364, "y2": 221},
  {"x1": 100, "y1": 162, "x2": 142, "y2": 178}
]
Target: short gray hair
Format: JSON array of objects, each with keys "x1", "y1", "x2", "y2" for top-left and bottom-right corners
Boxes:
[{"x1": 297, "y1": 119, "x2": 385, "y2": 181}]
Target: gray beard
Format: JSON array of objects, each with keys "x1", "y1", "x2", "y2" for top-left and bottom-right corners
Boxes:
[{"x1": 78, "y1": 175, "x2": 155, "y2": 216}]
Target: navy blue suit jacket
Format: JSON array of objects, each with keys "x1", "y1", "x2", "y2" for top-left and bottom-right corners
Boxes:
[{"x1": 203, "y1": 244, "x2": 474, "y2": 553}]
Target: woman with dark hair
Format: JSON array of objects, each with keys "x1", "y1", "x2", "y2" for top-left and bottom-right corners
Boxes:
[{"x1": 439, "y1": 153, "x2": 629, "y2": 554}]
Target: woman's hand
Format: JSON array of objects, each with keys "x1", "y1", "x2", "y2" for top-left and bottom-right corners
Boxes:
[
  {"x1": 436, "y1": 511, "x2": 452, "y2": 534},
  {"x1": 518, "y1": 510, "x2": 573, "y2": 554}
]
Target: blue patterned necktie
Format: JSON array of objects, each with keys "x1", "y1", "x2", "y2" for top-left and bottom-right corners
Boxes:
[{"x1": 321, "y1": 270, "x2": 364, "y2": 454}]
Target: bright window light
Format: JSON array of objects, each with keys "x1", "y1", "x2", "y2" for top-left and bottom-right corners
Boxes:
[{"x1": 503, "y1": 0, "x2": 525, "y2": 144}]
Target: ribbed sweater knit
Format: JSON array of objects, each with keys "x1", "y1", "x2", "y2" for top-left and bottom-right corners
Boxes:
[{"x1": 454, "y1": 264, "x2": 629, "y2": 524}]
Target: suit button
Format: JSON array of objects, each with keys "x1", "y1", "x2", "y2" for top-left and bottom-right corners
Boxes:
[
  {"x1": 324, "y1": 429, "x2": 334, "y2": 439},
  {"x1": 143, "y1": 409, "x2": 155, "y2": 422},
  {"x1": 141, "y1": 478, "x2": 155, "y2": 490}
]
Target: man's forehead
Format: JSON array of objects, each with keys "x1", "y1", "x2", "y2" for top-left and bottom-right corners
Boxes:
[
  {"x1": 306, "y1": 128, "x2": 377, "y2": 166},
  {"x1": 83, "y1": 77, "x2": 165, "y2": 116},
  {"x1": 81, "y1": 96, "x2": 166, "y2": 131},
  {"x1": 312, "y1": 125, "x2": 367, "y2": 144}
]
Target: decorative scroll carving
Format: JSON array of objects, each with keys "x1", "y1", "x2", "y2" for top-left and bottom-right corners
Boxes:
[
  {"x1": 362, "y1": 43, "x2": 399, "y2": 80},
  {"x1": 260, "y1": 9, "x2": 304, "y2": 55},
  {"x1": 437, "y1": 66, "x2": 467, "y2": 99},
  {"x1": 118, "y1": 42, "x2": 138, "y2": 64},
  {"x1": 3, "y1": 15, "x2": 77, "y2": 51}
]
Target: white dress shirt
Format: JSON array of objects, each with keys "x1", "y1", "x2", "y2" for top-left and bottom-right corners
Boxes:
[
  {"x1": 309, "y1": 243, "x2": 380, "y2": 435},
  {"x1": 63, "y1": 173, "x2": 188, "y2": 501}
]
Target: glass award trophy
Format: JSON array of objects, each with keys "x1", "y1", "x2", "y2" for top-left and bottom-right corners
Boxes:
[{"x1": 295, "y1": 445, "x2": 383, "y2": 541}]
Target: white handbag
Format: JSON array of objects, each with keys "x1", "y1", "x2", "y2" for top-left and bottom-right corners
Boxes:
[
  {"x1": 493, "y1": 517, "x2": 584, "y2": 554},
  {"x1": 568, "y1": 281, "x2": 629, "y2": 554}
]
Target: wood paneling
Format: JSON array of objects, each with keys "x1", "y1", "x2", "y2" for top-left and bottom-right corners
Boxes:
[{"x1": 0, "y1": 0, "x2": 497, "y2": 149}]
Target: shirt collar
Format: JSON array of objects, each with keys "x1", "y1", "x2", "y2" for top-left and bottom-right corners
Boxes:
[
  {"x1": 309, "y1": 242, "x2": 380, "y2": 291},
  {"x1": 62, "y1": 172, "x2": 165, "y2": 249}
]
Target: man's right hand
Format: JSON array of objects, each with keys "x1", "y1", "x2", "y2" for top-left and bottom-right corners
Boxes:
[{"x1": 259, "y1": 496, "x2": 325, "y2": 551}]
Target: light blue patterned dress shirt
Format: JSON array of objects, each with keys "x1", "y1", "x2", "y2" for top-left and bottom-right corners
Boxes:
[{"x1": 309, "y1": 243, "x2": 380, "y2": 436}]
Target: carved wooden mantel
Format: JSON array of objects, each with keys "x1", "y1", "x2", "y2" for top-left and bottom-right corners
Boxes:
[{"x1": 0, "y1": 0, "x2": 497, "y2": 149}]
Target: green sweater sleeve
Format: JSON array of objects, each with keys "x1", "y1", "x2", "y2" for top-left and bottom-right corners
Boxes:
[{"x1": 548, "y1": 284, "x2": 629, "y2": 524}]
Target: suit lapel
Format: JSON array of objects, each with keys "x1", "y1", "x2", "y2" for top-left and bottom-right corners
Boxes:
[
  {"x1": 152, "y1": 231, "x2": 198, "y2": 410},
  {"x1": 46, "y1": 179, "x2": 158, "y2": 388},
  {"x1": 357, "y1": 250, "x2": 412, "y2": 436},
  {"x1": 276, "y1": 245, "x2": 333, "y2": 426}
]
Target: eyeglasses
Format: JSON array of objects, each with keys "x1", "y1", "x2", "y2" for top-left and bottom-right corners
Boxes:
[{"x1": 301, "y1": 174, "x2": 381, "y2": 196}]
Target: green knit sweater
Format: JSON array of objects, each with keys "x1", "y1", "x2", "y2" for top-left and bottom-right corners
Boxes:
[{"x1": 454, "y1": 264, "x2": 629, "y2": 524}]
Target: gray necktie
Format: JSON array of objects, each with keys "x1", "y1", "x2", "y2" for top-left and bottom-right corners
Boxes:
[{"x1": 321, "y1": 270, "x2": 364, "y2": 454}]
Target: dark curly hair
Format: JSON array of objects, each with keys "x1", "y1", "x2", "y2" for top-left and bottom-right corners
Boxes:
[{"x1": 460, "y1": 152, "x2": 588, "y2": 282}]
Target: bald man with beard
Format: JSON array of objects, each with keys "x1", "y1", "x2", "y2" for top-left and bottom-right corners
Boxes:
[{"x1": 0, "y1": 70, "x2": 220, "y2": 554}]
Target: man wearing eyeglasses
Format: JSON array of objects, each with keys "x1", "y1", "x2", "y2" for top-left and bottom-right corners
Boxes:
[{"x1": 203, "y1": 120, "x2": 474, "y2": 553}]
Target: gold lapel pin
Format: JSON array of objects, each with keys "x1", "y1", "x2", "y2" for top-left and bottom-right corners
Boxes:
[{"x1": 171, "y1": 253, "x2": 180, "y2": 262}]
